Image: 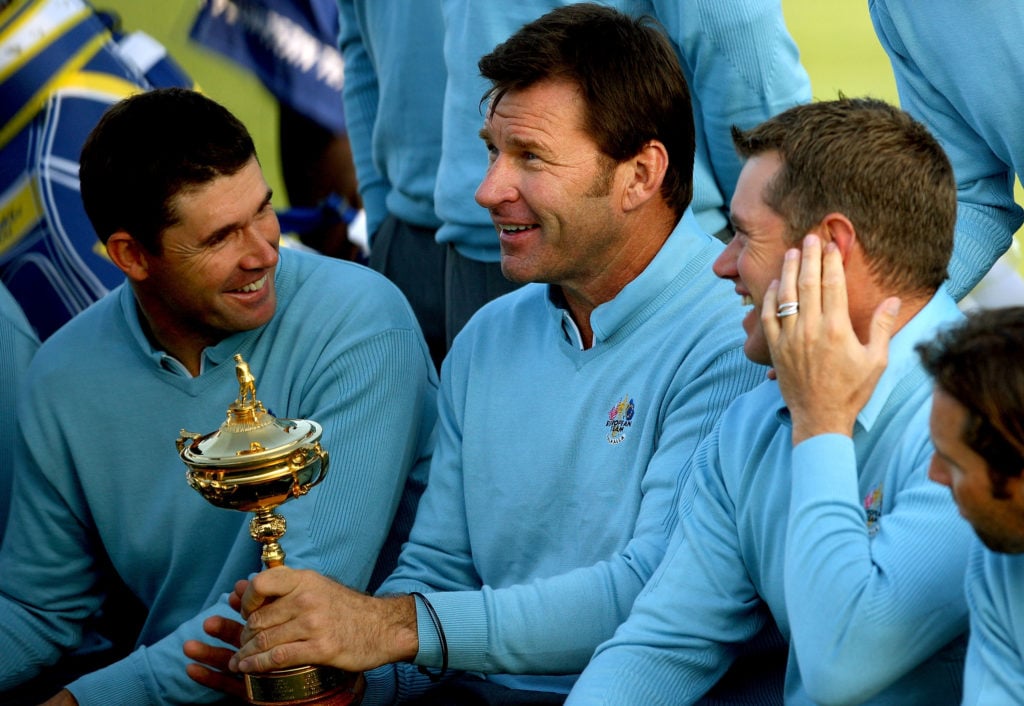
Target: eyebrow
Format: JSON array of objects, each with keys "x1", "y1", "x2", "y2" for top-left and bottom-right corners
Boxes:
[
  {"x1": 201, "y1": 188, "x2": 274, "y2": 245},
  {"x1": 477, "y1": 127, "x2": 544, "y2": 155}
]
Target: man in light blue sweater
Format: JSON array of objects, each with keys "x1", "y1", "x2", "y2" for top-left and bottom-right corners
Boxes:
[
  {"x1": 869, "y1": 1, "x2": 1024, "y2": 302},
  {"x1": 567, "y1": 97, "x2": 975, "y2": 705},
  {"x1": 918, "y1": 307, "x2": 1024, "y2": 705},
  {"x1": 190, "y1": 6, "x2": 765, "y2": 704},
  {"x1": 0, "y1": 88, "x2": 437, "y2": 706}
]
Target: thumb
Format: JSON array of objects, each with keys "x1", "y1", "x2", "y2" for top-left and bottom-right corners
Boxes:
[{"x1": 867, "y1": 297, "x2": 901, "y2": 360}]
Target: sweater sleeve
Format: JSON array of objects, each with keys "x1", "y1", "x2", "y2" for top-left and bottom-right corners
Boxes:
[
  {"x1": 655, "y1": 0, "x2": 811, "y2": 209},
  {"x1": 0, "y1": 397, "x2": 110, "y2": 690},
  {"x1": 65, "y1": 328, "x2": 436, "y2": 705},
  {"x1": 868, "y1": 0, "x2": 1024, "y2": 300},
  {"x1": 783, "y1": 432, "x2": 972, "y2": 704},
  {"x1": 566, "y1": 425, "x2": 768, "y2": 706},
  {"x1": 0, "y1": 290, "x2": 38, "y2": 535},
  {"x1": 962, "y1": 543, "x2": 1024, "y2": 706},
  {"x1": 338, "y1": 0, "x2": 388, "y2": 239}
]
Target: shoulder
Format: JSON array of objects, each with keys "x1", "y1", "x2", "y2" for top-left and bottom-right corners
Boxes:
[{"x1": 276, "y1": 248, "x2": 419, "y2": 326}]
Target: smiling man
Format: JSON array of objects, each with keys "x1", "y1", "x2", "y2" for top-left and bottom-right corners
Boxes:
[
  {"x1": 187, "y1": 5, "x2": 765, "y2": 705},
  {"x1": 918, "y1": 306, "x2": 1024, "y2": 704},
  {"x1": 567, "y1": 97, "x2": 975, "y2": 705},
  {"x1": 0, "y1": 88, "x2": 437, "y2": 706}
]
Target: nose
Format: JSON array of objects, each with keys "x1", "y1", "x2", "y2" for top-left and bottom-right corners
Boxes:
[
  {"x1": 475, "y1": 156, "x2": 517, "y2": 209},
  {"x1": 712, "y1": 236, "x2": 740, "y2": 280},
  {"x1": 927, "y1": 454, "x2": 951, "y2": 487},
  {"x1": 239, "y1": 224, "x2": 280, "y2": 270}
]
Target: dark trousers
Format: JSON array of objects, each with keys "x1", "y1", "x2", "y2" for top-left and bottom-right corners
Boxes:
[
  {"x1": 369, "y1": 215, "x2": 522, "y2": 371},
  {"x1": 405, "y1": 675, "x2": 567, "y2": 706},
  {"x1": 369, "y1": 215, "x2": 447, "y2": 371}
]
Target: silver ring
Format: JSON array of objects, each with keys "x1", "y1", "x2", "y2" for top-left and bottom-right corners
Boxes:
[{"x1": 776, "y1": 301, "x2": 799, "y2": 318}]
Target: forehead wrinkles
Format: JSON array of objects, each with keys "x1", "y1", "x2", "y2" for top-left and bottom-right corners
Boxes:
[{"x1": 487, "y1": 84, "x2": 586, "y2": 148}]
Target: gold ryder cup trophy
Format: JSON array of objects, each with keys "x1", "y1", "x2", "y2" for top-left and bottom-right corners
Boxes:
[{"x1": 176, "y1": 355, "x2": 354, "y2": 705}]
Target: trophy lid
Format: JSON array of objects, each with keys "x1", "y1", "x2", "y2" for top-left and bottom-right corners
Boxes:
[{"x1": 178, "y1": 354, "x2": 322, "y2": 467}]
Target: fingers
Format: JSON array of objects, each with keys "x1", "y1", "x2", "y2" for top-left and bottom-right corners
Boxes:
[
  {"x1": 233, "y1": 637, "x2": 314, "y2": 674},
  {"x1": 184, "y1": 638, "x2": 236, "y2": 670},
  {"x1": 184, "y1": 661, "x2": 247, "y2": 699},
  {"x1": 819, "y1": 239, "x2": 848, "y2": 318},
  {"x1": 183, "y1": 639, "x2": 247, "y2": 699},
  {"x1": 240, "y1": 566, "x2": 301, "y2": 618},
  {"x1": 202, "y1": 614, "x2": 244, "y2": 648},
  {"x1": 795, "y1": 234, "x2": 822, "y2": 320},
  {"x1": 761, "y1": 278, "x2": 781, "y2": 345},
  {"x1": 230, "y1": 579, "x2": 249, "y2": 614}
]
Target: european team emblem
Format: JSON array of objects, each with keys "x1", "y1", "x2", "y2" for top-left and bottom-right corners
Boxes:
[{"x1": 606, "y1": 396, "x2": 635, "y2": 444}]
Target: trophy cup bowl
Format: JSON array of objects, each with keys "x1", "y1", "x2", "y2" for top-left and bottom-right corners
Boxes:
[{"x1": 176, "y1": 355, "x2": 354, "y2": 705}]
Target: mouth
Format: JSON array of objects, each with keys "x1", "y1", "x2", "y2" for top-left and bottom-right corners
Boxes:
[
  {"x1": 230, "y1": 274, "x2": 268, "y2": 294},
  {"x1": 497, "y1": 223, "x2": 539, "y2": 237},
  {"x1": 741, "y1": 294, "x2": 754, "y2": 307}
]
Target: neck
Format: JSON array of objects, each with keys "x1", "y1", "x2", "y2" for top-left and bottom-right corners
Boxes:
[
  {"x1": 559, "y1": 209, "x2": 677, "y2": 349},
  {"x1": 133, "y1": 297, "x2": 209, "y2": 377}
]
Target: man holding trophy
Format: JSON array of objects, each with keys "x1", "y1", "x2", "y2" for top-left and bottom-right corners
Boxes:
[{"x1": 0, "y1": 88, "x2": 437, "y2": 705}]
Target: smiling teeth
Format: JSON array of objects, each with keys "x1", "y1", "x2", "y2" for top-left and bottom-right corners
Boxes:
[
  {"x1": 238, "y1": 275, "x2": 267, "y2": 293},
  {"x1": 742, "y1": 295, "x2": 753, "y2": 306},
  {"x1": 501, "y1": 224, "x2": 533, "y2": 233}
]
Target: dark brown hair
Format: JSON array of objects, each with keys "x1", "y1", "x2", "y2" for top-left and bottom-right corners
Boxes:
[
  {"x1": 478, "y1": 3, "x2": 695, "y2": 217},
  {"x1": 80, "y1": 88, "x2": 257, "y2": 253},
  {"x1": 918, "y1": 306, "x2": 1024, "y2": 497},
  {"x1": 732, "y1": 97, "x2": 955, "y2": 298}
]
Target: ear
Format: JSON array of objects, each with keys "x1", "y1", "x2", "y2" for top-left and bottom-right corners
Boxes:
[
  {"x1": 815, "y1": 212, "x2": 857, "y2": 260},
  {"x1": 105, "y1": 231, "x2": 151, "y2": 282},
  {"x1": 621, "y1": 140, "x2": 669, "y2": 212}
]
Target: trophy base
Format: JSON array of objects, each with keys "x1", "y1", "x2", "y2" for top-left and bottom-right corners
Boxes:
[{"x1": 245, "y1": 665, "x2": 357, "y2": 705}]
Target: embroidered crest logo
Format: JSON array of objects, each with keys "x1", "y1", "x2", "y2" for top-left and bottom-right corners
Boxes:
[
  {"x1": 863, "y1": 483, "x2": 883, "y2": 538},
  {"x1": 605, "y1": 396, "x2": 635, "y2": 445}
]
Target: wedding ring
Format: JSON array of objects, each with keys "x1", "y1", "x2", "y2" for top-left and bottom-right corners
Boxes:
[{"x1": 776, "y1": 301, "x2": 799, "y2": 318}]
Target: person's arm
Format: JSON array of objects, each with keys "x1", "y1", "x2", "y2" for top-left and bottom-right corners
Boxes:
[
  {"x1": 764, "y1": 237, "x2": 970, "y2": 702},
  {"x1": 656, "y1": 0, "x2": 811, "y2": 218},
  {"x1": 0, "y1": 406, "x2": 106, "y2": 690},
  {"x1": 868, "y1": 1, "x2": 1024, "y2": 300},
  {"x1": 393, "y1": 347, "x2": 762, "y2": 677},
  {"x1": 566, "y1": 425, "x2": 767, "y2": 706},
  {"x1": 961, "y1": 543, "x2": 1024, "y2": 705},
  {"x1": 338, "y1": 0, "x2": 388, "y2": 239}
]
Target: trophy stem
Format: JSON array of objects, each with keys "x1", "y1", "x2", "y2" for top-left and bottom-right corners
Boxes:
[{"x1": 250, "y1": 507, "x2": 288, "y2": 568}]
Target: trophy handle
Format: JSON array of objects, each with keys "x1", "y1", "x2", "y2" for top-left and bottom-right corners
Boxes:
[{"x1": 176, "y1": 430, "x2": 201, "y2": 453}]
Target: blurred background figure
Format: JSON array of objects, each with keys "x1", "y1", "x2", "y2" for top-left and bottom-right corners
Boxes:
[
  {"x1": 0, "y1": 0, "x2": 194, "y2": 341},
  {"x1": 338, "y1": 0, "x2": 447, "y2": 369},
  {"x1": 869, "y1": 1, "x2": 1024, "y2": 310},
  {"x1": 190, "y1": 0, "x2": 366, "y2": 260}
]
